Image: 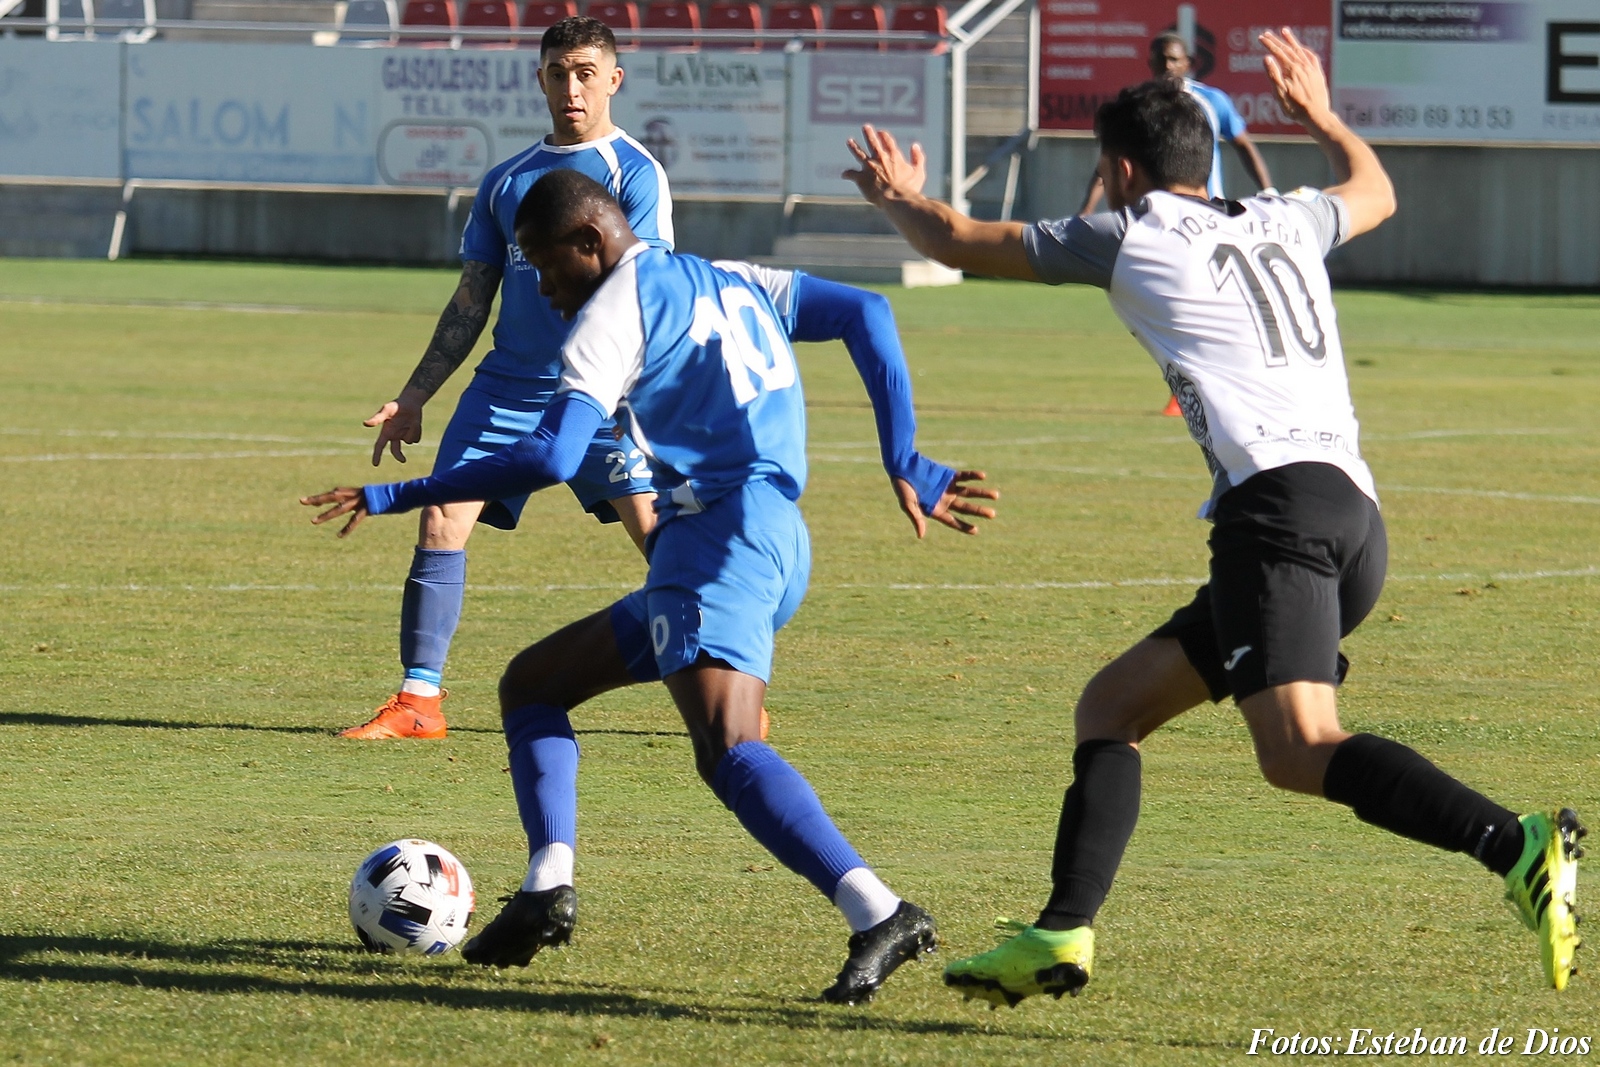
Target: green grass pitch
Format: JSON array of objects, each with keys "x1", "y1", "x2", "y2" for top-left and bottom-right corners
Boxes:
[{"x1": 1, "y1": 259, "x2": 1596, "y2": 1065}]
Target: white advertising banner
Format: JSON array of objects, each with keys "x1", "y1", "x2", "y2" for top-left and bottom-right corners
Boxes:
[
  {"x1": 614, "y1": 50, "x2": 788, "y2": 196},
  {"x1": 124, "y1": 43, "x2": 380, "y2": 182},
  {"x1": 1333, "y1": 1, "x2": 1600, "y2": 143},
  {"x1": 2, "y1": 40, "x2": 949, "y2": 192},
  {"x1": 372, "y1": 47, "x2": 788, "y2": 194},
  {"x1": 0, "y1": 39, "x2": 121, "y2": 179},
  {"x1": 786, "y1": 51, "x2": 948, "y2": 199}
]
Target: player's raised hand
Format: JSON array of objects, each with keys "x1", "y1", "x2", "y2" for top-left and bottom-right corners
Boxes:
[
  {"x1": 894, "y1": 470, "x2": 999, "y2": 538},
  {"x1": 365, "y1": 392, "x2": 425, "y2": 466},
  {"x1": 843, "y1": 125, "x2": 927, "y2": 207},
  {"x1": 1260, "y1": 28, "x2": 1330, "y2": 126},
  {"x1": 301, "y1": 486, "x2": 370, "y2": 538}
]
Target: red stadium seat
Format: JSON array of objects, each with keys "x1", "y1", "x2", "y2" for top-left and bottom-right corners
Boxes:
[
  {"x1": 586, "y1": 0, "x2": 638, "y2": 34},
  {"x1": 586, "y1": 0, "x2": 637, "y2": 45},
  {"x1": 401, "y1": 0, "x2": 456, "y2": 42},
  {"x1": 520, "y1": 0, "x2": 575, "y2": 29},
  {"x1": 828, "y1": 2, "x2": 885, "y2": 49},
  {"x1": 767, "y1": 1, "x2": 819, "y2": 48},
  {"x1": 643, "y1": 1, "x2": 698, "y2": 46},
  {"x1": 889, "y1": 2, "x2": 942, "y2": 50},
  {"x1": 704, "y1": 1, "x2": 758, "y2": 48},
  {"x1": 461, "y1": 0, "x2": 516, "y2": 45}
]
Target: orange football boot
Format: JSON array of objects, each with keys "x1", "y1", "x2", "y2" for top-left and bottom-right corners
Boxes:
[{"x1": 339, "y1": 691, "x2": 447, "y2": 740}]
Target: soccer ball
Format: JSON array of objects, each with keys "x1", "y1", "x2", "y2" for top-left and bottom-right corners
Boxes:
[{"x1": 349, "y1": 839, "x2": 475, "y2": 955}]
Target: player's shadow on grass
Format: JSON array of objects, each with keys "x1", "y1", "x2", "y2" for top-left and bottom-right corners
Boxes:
[
  {"x1": 0, "y1": 711, "x2": 684, "y2": 738},
  {"x1": 0, "y1": 932, "x2": 996, "y2": 1038},
  {"x1": 0, "y1": 710, "x2": 330, "y2": 734}
]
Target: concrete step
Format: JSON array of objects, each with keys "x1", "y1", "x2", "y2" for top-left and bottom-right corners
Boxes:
[{"x1": 760, "y1": 232, "x2": 961, "y2": 287}]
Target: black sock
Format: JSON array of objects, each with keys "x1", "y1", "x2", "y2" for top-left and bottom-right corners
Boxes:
[
  {"x1": 1322, "y1": 733, "x2": 1524, "y2": 876},
  {"x1": 1036, "y1": 740, "x2": 1141, "y2": 931}
]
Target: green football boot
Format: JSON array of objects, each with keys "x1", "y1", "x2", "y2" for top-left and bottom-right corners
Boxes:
[
  {"x1": 1504, "y1": 809, "x2": 1586, "y2": 990},
  {"x1": 944, "y1": 919, "x2": 1093, "y2": 1008}
]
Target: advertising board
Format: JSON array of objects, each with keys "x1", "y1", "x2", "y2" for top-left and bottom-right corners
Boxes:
[
  {"x1": 123, "y1": 43, "x2": 379, "y2": 183},
  {"x1": 786, "y1": 51, "x2": 948, "y2": 198},
  {"x1": 1037, "y1": 0, "x2": 1332, "y2": 134},
  {"x1": 0, "y1": 39, "x2": 121, "y2": 178},
  {"x1": 1332, "y1": 1, "x2": 1600, "y2": 143},
  {"x1": 370, "y1": 47, "x2": 788, "y2": 193}
]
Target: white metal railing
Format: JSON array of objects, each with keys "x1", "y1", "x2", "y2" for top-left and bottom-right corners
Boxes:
[
  {"x1": 0, "y1": 15, "x2": 943, "y2": 47},
  {"x1": 944, "y1": 0, "x2": 1033, "y2": 216}
]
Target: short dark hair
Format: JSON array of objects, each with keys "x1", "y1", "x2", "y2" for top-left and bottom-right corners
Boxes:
[
  {"x1": 540, "y1": 15, "x2": 616, "y2": 58},
  {"x1": 1149, "y1": 31, "x2": 1187, "y2": 57},
  {"x1": 1093, "y1": 80, "x2": 1212, "y2": 190},
  {"x1": 513, "y1": 169, "x2": 619, "y2": 244}
]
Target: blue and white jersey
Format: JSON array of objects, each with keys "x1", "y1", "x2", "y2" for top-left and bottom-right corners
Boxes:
[
  {"x1": 557, "y1": 245, "x2": 807, "y2": 520},
  {"x1": 1184, "y1": 79, "x2": 1247, "y2": 199},
  {"x1": 459, "y1": 130, "x2": 673, "y2": 389}
]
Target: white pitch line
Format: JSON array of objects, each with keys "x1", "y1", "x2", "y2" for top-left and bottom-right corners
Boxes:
[
  {"x1": 1, "y1": 566, "x2": 1594, "y2": 596},
  {"x1": 0, "y1": 449, "x2": 360, "y2": 463},
  {"x1": 1384, "y1": 485, "x2": 1600, "y2": 506},
  {"x1": 0, "y1": 295, "x2": 339, "y2": 315}
]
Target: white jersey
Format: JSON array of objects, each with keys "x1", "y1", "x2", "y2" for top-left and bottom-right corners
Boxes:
[{"x1": 1024, "y1": 188, "x2": 1377, "y2": 514}]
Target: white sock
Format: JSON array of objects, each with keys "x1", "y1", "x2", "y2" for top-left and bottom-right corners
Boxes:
[
  {"x1": 521, "y1": 843, "x2": 575, "y2": 893},
  {"x1": 400, "y1": 678, "x2": 441, "y2": 698},
  {"x1": 833, "y1": 867, "x2": 901, "y2": 933}
]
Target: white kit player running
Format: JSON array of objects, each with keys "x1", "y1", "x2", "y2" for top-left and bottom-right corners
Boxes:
[{"x1": 845, "y1": 28, "x2": 1584, "y2": 1002}]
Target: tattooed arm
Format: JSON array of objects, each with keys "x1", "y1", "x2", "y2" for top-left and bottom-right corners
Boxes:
[{"x1": 365, "y1": 259, "x2": 503, "y2": 466}]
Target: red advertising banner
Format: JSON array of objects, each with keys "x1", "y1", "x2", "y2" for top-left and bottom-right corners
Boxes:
[{"x1": 1038, "y1": 1, "x2": 1333, "y2": 134}]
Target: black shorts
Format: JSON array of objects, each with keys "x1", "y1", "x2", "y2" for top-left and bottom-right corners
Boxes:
[{"x1": 1150, "y1": 462, "x2": 1387, "y2": 703}]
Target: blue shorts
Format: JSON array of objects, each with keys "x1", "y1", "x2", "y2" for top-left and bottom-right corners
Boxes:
[
  {"x1": 434, "y1": 373, "x2": 655, "y2": 530},
  {"x1": 609, "y1": 480, "x2": 811, "y2": 684}
]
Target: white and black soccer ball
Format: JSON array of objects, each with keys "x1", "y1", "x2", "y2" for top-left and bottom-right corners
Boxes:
[{"x1": 349, "y1": 839, "x2": 476, "y2": 955}]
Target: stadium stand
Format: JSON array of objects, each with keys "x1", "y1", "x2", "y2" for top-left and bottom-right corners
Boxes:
[
  {"x1": 400, "y1": 0, "x2": 455, "y2": 43},
  {"x1": 97, "y1": 0, "x2": 154, "y2": 39},
  {"x1": 764, "y1": 1, "x2": 818, "y2": 47},
  {"x1": 44, "y1": 0, "x2": 91, "y2": 39},
  {"x1": 460, "y1": 0, "x2": 515, "y2": 45},
  {"x1": 826, "y1": 3, "x2": 884, "y2": 50},
  {"x1": 518, "y1": 0, "x2": 573, "y2": 34},
  {"x1": 889, "y1": 2, "x2": 942, "y2": 50},
  {"x1": 703, "y1": 0, "x2": 757, "y2": 48},
  {"x1": 337, "y1": 0, "x2": 398, "y2": 44},
  {"x1": 586, "y1": 0, "x2": 637, "y2": 45},
  {"x1": 642, "y1": 0, "x2": 696, "y2": 46}
]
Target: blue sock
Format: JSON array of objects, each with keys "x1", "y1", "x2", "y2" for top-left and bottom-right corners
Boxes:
[
  {"x1": 711, "y1": 741, "x2": 865, "y2": 900},
  {"x1": 504, "y1": 703, "x2": 579, "y2": 889},
  {"x1": 399, "y1": 548, "x2": 466, "y2": 687}
]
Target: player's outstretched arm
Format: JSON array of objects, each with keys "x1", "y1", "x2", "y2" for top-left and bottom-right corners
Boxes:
[
  {"x1": 1260, "y1": 28, "x2": 1395, "y2": 238},
  {"x1": 843, "y1": 125, "x2": 1039, "y2": 282},
  {"x1": 304, "y1": 393, "x2": 604, "y2": 537},
  {"x1": 365, "y1": 259, "x2": 503, "y2": 466},
  {"x1": 789, "y1": 274, "x2": 998, "y2": 537}
]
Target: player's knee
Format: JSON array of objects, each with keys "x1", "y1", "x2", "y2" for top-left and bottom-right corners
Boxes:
[
  {"x1": 1074, "y1": 670, "x2": 1138, "y2": 740},
  {"x1": 1253, "y1": 743, "x2": 1316, "y2": 793},
  {"x1": 498, "y1": 651, "x2": 557, "y2": 712},
  {"x1": 686, "y1": 731, "x2": 725, "y2": 786},
  {"x1": 418, "y1": 505, "x2": 475, "y2": 549}
]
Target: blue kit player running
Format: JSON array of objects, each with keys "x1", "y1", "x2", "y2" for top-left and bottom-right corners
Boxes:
[
  {"x1": 304, "y1": 169, "x2": 1000, "y2": 1002},
  {"x1": 342, "y1": 16, "x2": 673, "y2": 741}
]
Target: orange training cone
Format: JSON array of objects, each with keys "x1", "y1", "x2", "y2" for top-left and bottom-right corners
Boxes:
[{"x1": 1161, "y1": 394, "x2": 1183, "y2": 417}]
